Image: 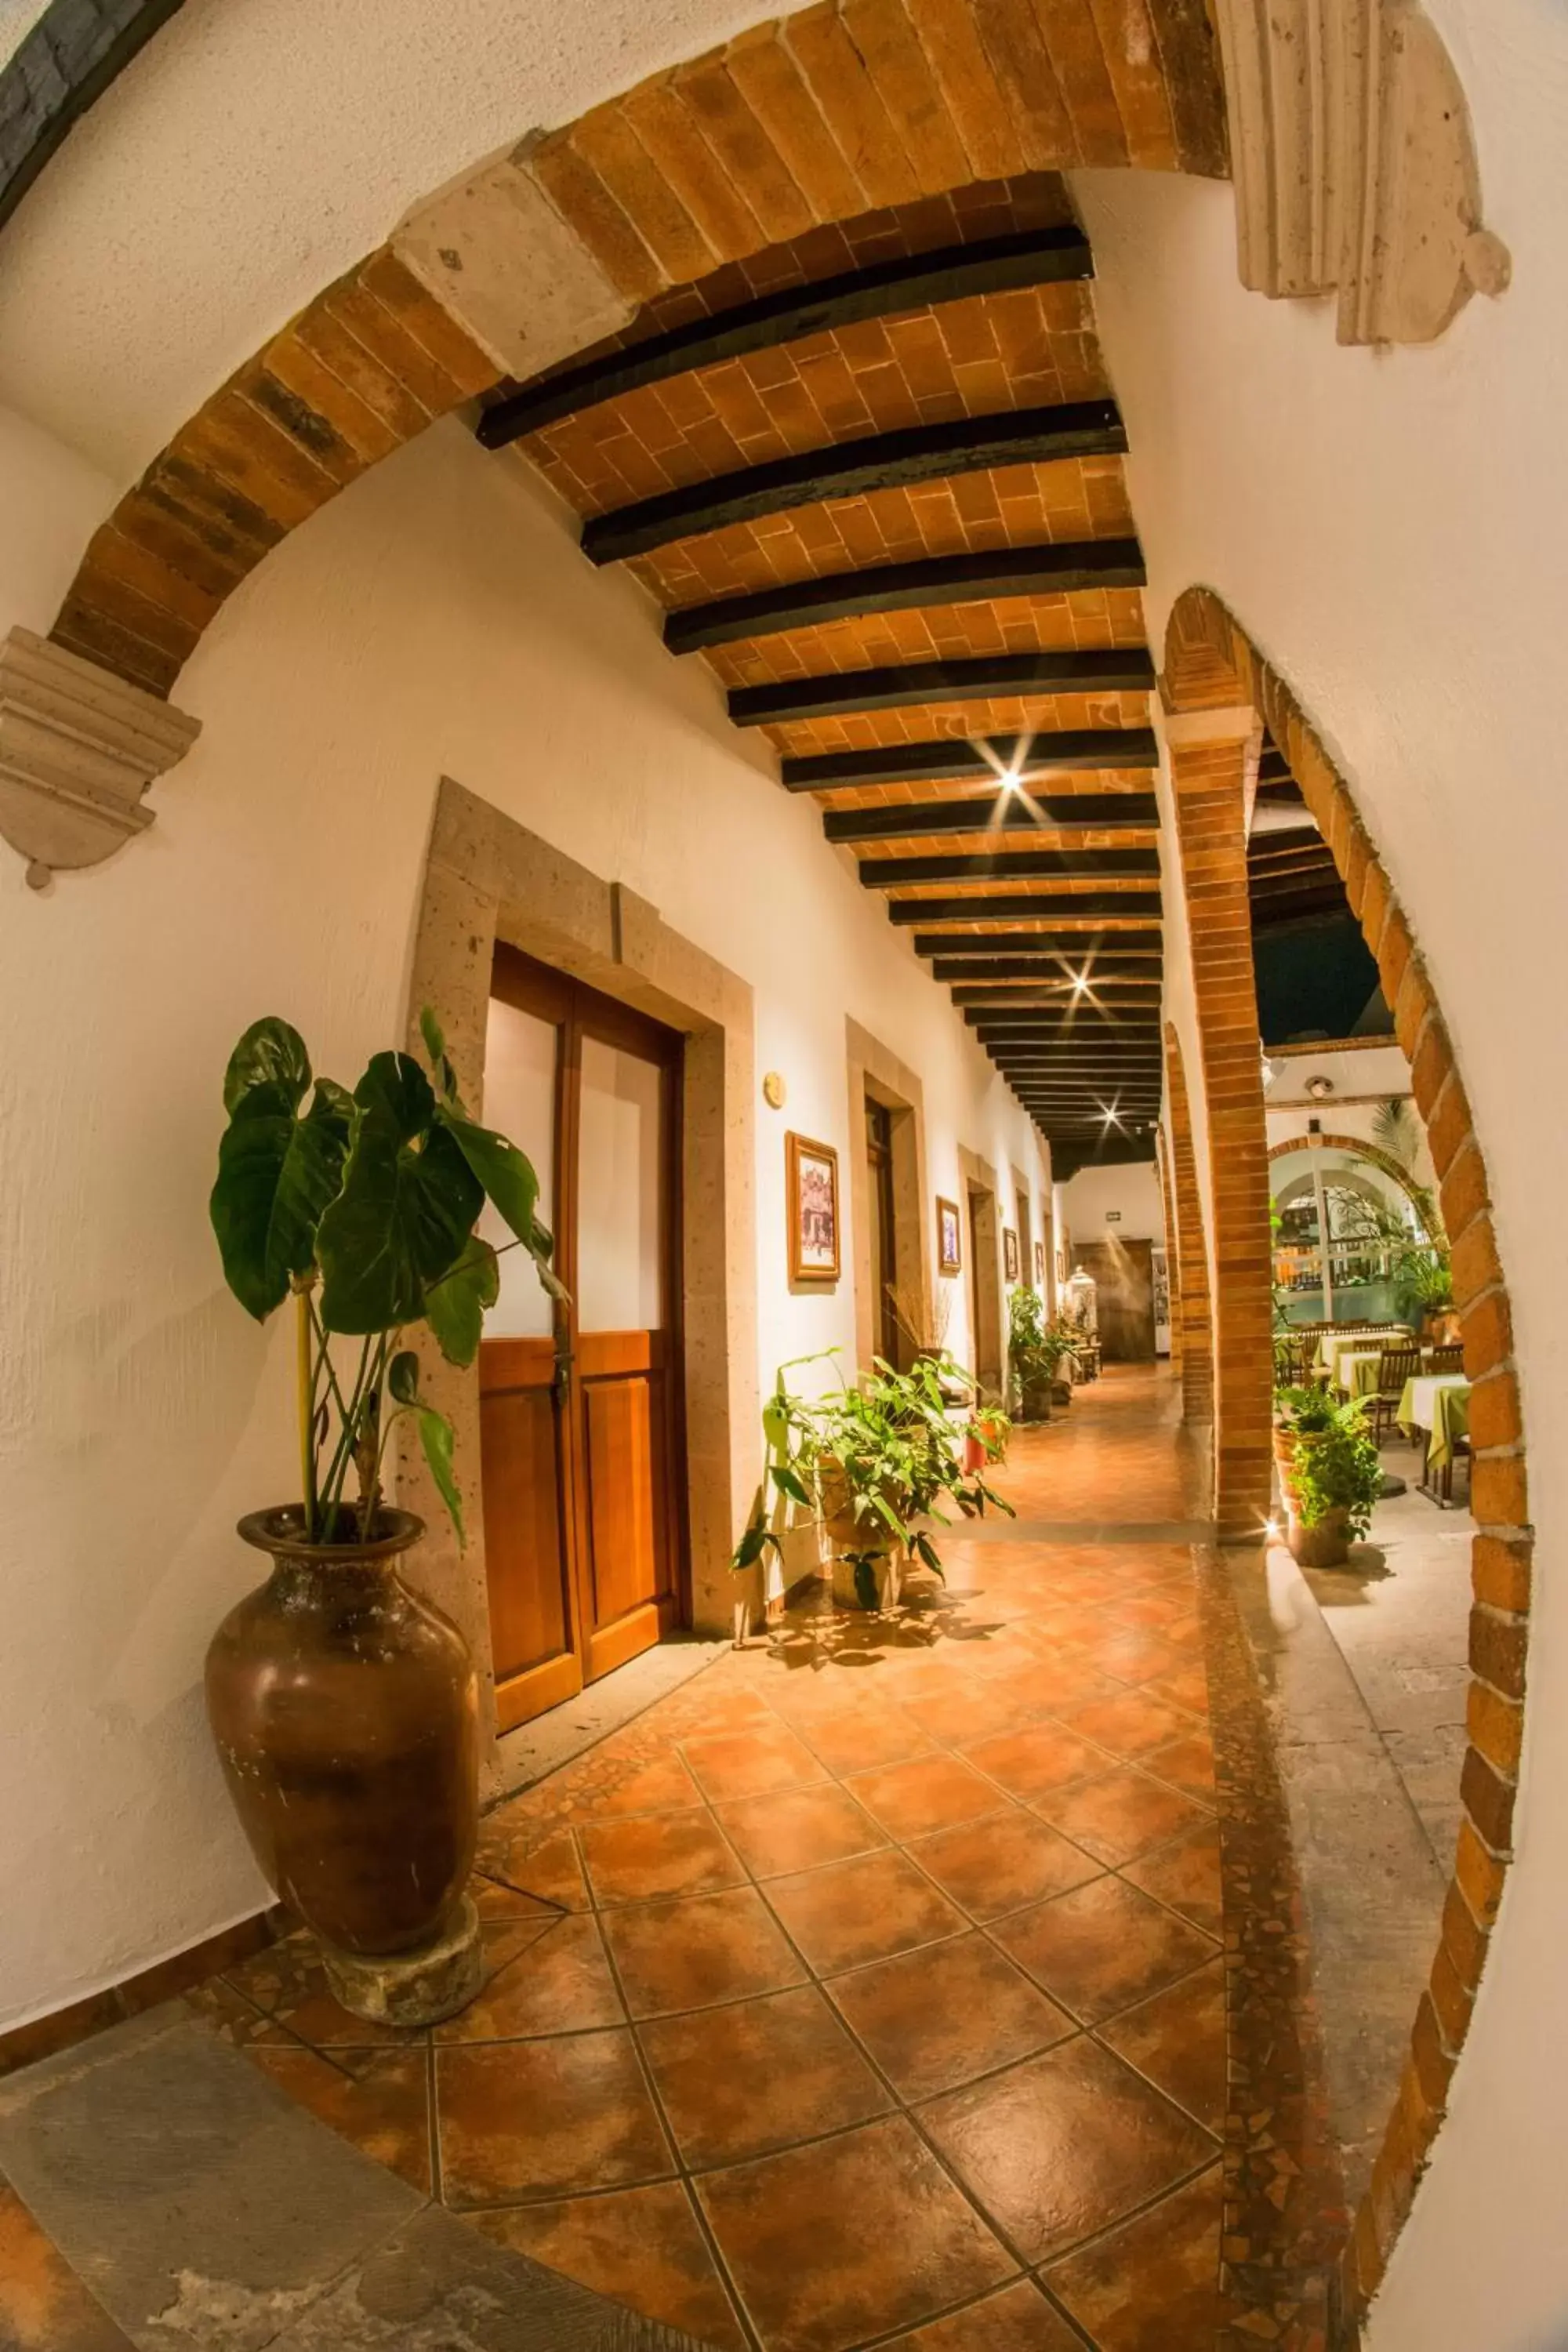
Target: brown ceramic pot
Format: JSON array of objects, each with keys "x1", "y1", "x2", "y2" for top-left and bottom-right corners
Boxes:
[{"x1": 205, "y1": 1506, "x2": 478, "y2": 1957}]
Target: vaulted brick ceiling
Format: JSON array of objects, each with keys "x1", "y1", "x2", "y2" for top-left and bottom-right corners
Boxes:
[{"x1": 490, "y1": 171, "x2": 1163, "y2": 1156}]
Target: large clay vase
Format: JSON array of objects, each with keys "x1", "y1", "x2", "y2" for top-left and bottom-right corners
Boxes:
[{"x1": 205, "y1": 1506, "x2": 478, "y2": 1957}]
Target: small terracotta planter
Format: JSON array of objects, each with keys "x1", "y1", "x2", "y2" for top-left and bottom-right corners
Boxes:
[
  {"x1": 205, "y1": 1506, "x2": 479, "y2": 1960},
  {"x1": 1286, "y1": 1507, "x2": 1352, "y2": 1568}
]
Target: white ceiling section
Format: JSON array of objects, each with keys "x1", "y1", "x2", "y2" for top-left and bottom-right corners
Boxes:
[{"x1": 0, "y1": 0, "x2": 816, "y2": 483}]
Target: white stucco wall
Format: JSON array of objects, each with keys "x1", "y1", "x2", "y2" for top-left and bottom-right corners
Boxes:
[
  {"x1": 0, "y1": 405, "x2": 1046, "y2": 2032},
  {"x1": 1076, "y1": 5, "x2": 1568, "y2": 2340},
  {"x1": 1058, "y1": 1161, "x2": 1165, "y2": 1247}
]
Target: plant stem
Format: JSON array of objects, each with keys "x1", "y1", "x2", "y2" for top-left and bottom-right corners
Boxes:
[{"x1": 292, "y1": 1278, "x2": 318, "y2": 1538}]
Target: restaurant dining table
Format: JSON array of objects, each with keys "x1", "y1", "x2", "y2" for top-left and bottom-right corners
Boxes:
[
  {"x1": 1396, "y1": 1374, "x2": 1471, "y2": 1504},
  {"x1": 1315, "y1": 1334, "x2": 1399, "y2": 1393}
]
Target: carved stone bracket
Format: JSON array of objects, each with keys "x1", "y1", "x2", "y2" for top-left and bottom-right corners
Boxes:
[
  {"x1": 0, "y1": 626, "x2": 201, "y2": 889},
  {"x1": 1211, "y1": 0, "x2": 1511, "y2": 343}
]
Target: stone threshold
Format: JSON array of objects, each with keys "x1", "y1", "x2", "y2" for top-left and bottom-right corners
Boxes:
[
  {"x1": 493, "y1": 1635, "x2": 730, "y2": 1802},
  {"x1": 0, "y1": 2005, "x2": 713, "y2": 2350}
]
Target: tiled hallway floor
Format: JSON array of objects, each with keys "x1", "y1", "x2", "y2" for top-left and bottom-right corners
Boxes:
[{"x1": 188, "y1": 1367, "x2": 1233, "y2": 2352}]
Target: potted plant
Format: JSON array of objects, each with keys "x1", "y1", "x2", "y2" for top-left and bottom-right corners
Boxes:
[
  {"x1": 1007, "y1": 1285, "x2": 1053, "y2": 1422},
  {"x1": 819, "y1": 1355, "x2": 1014, "y2": 1608},
  {"x1": 729, "y1": 1350, "x2": 841, "y2": 1636},
  {"x1": 205, "y1": 1011, "x2": 560, "y2": 2020},
  {"x1": 1272, "y1": 1384, "x2": 1383, "y2": 1568}
]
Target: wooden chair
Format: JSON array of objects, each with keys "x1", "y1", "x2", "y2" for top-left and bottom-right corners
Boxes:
[
  {"x1": 1371, "y1": 1344, "x2": 1421, "y2": 1444},
  {"x1": 1428, "y1": 1344, "x2": 1465, "y2": 1374}
]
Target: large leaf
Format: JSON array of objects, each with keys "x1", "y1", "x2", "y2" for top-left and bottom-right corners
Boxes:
[
  {"x1": 210, "y1": 1079, "x2": 354, "y2": 1321},
  {"x1": 419, "y1": 1006, "x2": 463, "y2": 1110},
  {"x1": 355, "y1": 1051, "x2": 435, "y2": 1139},
  {"x1": 317, "y1": 1111, "x2": 482, "y2": 1334},
  {"x1": 414, "y1": 1405, "x2": 464, "y2": 1548},
  {"x1": 423, "y1": 1235, "x2": 500, "y2": 1367},
  {"x1": 223, "y1": 1017, "x2": 311, "y2": 1116},
  {"x1": 436, "y1": 1111, "x2": 541, "y2": 1248}
]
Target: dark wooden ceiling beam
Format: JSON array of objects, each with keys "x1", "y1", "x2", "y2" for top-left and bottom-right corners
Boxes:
[
  {"x1": 889, "y1": 891, "x2": 1160, "y2": 925},
  {"x1": 936, "y1": 956, "x2": 1162, "y2": 982},
  {"x1": 789, "y1": 731, "x2": 1159, "y2": 793},
  {"x1": 824, "y1": 793, "x2": 1159, "y2": 844},
  {"x1": 912, "y1": 929, "x2": 1163, "y2": 956},
  {"x1": 584, "y1": 400, "x2": 1127, "y2": 564},
  {"x1": 729, "y1": 646, "x2": 1155, "y2": 728},
  {"x1": 477, "y1": 225, "x2": 1094, "y2": 449},
  {"x1": 665, "y1": 539, "x2": 1146, "y2": 654},
  {"x1": 864, "y1": 850, "x2": 1160, "y2": 889}
]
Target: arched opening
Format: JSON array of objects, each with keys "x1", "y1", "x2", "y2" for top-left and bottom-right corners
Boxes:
[{"x1": 1163, "y1": 585, "x2": 1530, "y2": 2335}]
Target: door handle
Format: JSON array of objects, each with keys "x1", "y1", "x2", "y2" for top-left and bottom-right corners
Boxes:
[{"x1": 552, "y1": 1333, "x2": 575, "y2": 1403}]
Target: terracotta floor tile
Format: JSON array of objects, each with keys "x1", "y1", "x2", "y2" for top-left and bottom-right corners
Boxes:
[
  {"x1": 1144, "y1": 1732, "x2": 1218, "y2": 1804},
  {"x1": 765, "y1": 1847, "x2": 967, "y2": 1976},
  {"x1": 437, "y1": 2028, "x2": 673, "y2": 2206},
  {"x1": 580, "y1": 1811, "x2": 747, "y2": 1907},
  {"x1": 1123, "y1": 1819, "x2": 1224, "y2": 1936},
  {"x1": 696, "y1": 2114, "x2": 1014, "y2": 2351},
  {"x1": 471, "y1": 2180, "x2": 747, "y2": 2350},
  {"x1": 247, "y1": 2043, "x2": 431, "y2": 2193},
  {"x1": 959, "y1": 1723, "x2": 1111, "y2": 1804},
  {"x1": 475, "y1": 1822, "x2": 590, "y2": 1912},
  {"x1": 601, "y1": 1887, "x2": 808, "y2": 2018},
  {"x1": 1058, "y1": 1688, "x2": 1198, "y2": 1759},
  {"x1": 1145, "y1": 1662, "x2": 1210, "y2": 1716},
  {"x1": 1036, "y1": 1766, "x2": 1210, "y2": 1867},
  {"x1": 579, "y1": 1750, "x2": 708, "y2": 1818},
  {"x1": 1065, "y1": 1628, "x2": 1189, "y2": 1686},
  {"x1": 845, "y1": 1753, "x2": 1012, "y2": 1839},
  {"x1": 713, "y1": 1782, "x2": 887, "y2": 1878},
  {"x1": 640, "y1": 1984, "x2": 892, "y2": 2166},
  {"x1": 683, "y1": 1723, "x2": 829, "y2": 1799},
  {"x1": 0, "y1": 2183, "x2": 136, "y2": 2350},
  {"x1": 991, "y1": 1877, "x2": 1218, "y2": 2024},
  {"x1": 827, "y1": 1933, "x2": 1074, "y2": 2102},
  {"x1": 906, "y1": 1811, "x2": 1102, "y2": 1922},
  {"x1": 470, "y1": 1871, "x2": 561, "y2": 1924},
  {"x1": 793, "y1": 1702, "x2": 935, "y2": 1773},
  {"x1": 978, "y1": 1653, "x2": 1125, "y2": 1713},
  {"x1": 901, "y1": 1681, "x2": 1046, "y2": 1746},
  {"x1": 435, "y1": 1914, "x2": 623, "y2": 2042},
  {"x1": 1045, "y1": 2163, "x2": 1224, "y2": 2349},
  {"x1": 884, "y1": 2278, "x2": 1084, "y2": 2348},
  {"x1": 1099, "y1": 1958, "x2": 1227, "y2": 2132},
  {"x1": 920, "y1": 2037, "x2": 1216, "y2": 2264}
]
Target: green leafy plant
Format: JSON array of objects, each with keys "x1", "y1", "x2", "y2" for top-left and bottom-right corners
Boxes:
[
  {"x1": 1275, "y1": 1385, "x2": 1382, "y2": 1537},
  {"x1": 731, "y1": 1352, "x2": 1014, "y2": 1592},
  {"x1": 210, "y1": 1009, "x2": 561, "y2": 1547}
]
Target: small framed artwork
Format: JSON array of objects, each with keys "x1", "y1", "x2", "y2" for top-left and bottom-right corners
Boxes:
[
  {"x1": 1003, "y1": 1227, "x2": 1020, "y2": 1283},
  {"x1": 1056, "y1": 1250, "x2": 1068, "y2": 1287},
  {"x1": 936, "y1": 1196, "x2": 962, "y2": 1276},
  {"x1": 786, "y1": 1132, "x2": 840, "y2": 1283},
  {"x1": 1034, "y1": 1240, "x2": 1045, "y2": 1287}
]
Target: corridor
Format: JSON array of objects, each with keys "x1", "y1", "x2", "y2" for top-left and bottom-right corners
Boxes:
[{"x1": 2, "y1": 1369, "x2": 1275, "y2": 2352}]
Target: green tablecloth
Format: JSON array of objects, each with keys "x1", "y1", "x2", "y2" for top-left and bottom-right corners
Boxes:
[
  {"x1": 1397, "y1": 1376, "x2": 1471, "y2": 1472},
  {"x1": 1344, "y1": 1352, "x2": 1383, "y2": 1399}
]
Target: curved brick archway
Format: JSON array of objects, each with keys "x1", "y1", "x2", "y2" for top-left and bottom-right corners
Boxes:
[
  {"x1": 42, "y1": 0, "x2": 1229, "y2": 699},
  {"x1": 1163, "y1": 1019, "x2": 1214, "y2": 1423},
  {"x1": 1267, "y1": 1129, "x2": 1438, "y2": 1233},
  {"x1": 1165, "y1": 586, "x2": 1530, "y2": 2334}
]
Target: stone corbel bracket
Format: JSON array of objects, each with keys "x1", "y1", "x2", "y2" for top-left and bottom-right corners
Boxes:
[
  {"x1": 1212, "y1": 0, "x2": 1511, "y2": 344},
  {"x1": 0, "y1": 626, "x2": 200, "y2": 889}
]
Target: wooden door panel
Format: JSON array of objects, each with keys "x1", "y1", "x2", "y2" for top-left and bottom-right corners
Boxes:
[
  {"x1": 1076, "y1": 1239, "x2": 1156, "y2": 1361},
  {"x1": 580, "y1": 1348, "x2": 673, "y2": 1678},
  {"x1": 478, "y1": 1337, "x2": 581, "y2": 1729}
]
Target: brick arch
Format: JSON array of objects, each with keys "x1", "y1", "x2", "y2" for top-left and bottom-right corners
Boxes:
[
  {"x1": 1267, "y1": 1129, "x2": 1437, "y2": 1232},
  {"x1": 44, "y1": 0, "x2": 1227, "y2": 700},
  {"x1": 1166, "y1": 584, "x2": 1530, "y2": 2332},
  {"x1": 1163, "y1": 1020, "x2": 1214, "y2": 1422}
]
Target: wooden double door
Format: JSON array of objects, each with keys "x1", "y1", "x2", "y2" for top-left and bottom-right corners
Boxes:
[
  {"x1": 477, "y1": 948, "x2": 687, "y2": 1731},
  {"x1": 1075, "y1": 1237, "x2": 1157, "y2": 1361}
]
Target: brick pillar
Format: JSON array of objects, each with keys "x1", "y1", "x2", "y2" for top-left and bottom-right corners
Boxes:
[
  {"x1": 1162, "y1": 1022, "x2": 1214, "y2": 1424},
  {"x1": 1154, "y1": 1127, "x2": 1181, "y2": 1373},
  {"x1": 1167, "y1": 713, "x2": 1272, "y2": 1535}
]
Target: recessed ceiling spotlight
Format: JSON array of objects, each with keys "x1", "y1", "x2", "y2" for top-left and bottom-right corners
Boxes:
[{"x1": 1307, "y1": 1074, "x2": 1334, "y2": 1100}]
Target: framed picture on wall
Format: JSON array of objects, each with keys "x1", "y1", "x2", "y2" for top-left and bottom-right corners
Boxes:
[
  {"x1": 786, "y1": 1132, "x2": 840, "y2": 1283},
  {"x1": 1056, "y1": 1250, "x2": 1068, "y2": 1287},
  {"x1": 1034, "y1": 1240, "x2": 1045, "y2": 1287},
  {"x1": 1003, "y1": 1227, "x2": 1020, "y2": 1283},
  {"x1": 936, "y1": 1196, "x2": 962, "y2": 1276}
]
